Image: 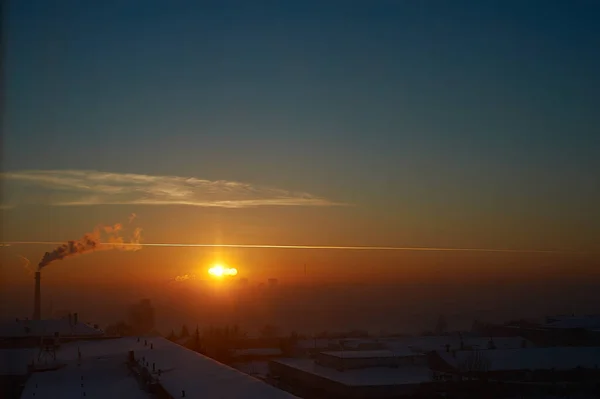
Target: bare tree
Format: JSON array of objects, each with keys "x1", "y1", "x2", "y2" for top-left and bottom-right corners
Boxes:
[
  {"x1": 260, "y1": 324, "x2": 279, "y2": 339},
  {"x1": 435, "y1": 314, "x2": 448, "y2": 335},
  {"x1": 460, "y1": 349, "x2": 492, "y2": 380}
]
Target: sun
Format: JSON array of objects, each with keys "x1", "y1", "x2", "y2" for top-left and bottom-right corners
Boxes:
[{"x1": 208, "y1": 264, "x2": 238, "y2": 278}]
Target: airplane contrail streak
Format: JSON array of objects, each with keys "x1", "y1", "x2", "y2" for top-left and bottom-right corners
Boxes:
[{"x1": 0, "y1": 241, "x2": 585, "y2": 254}]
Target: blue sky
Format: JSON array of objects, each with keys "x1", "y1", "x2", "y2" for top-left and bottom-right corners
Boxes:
[{"x1": 2, "y1": 1, "x2": 600, "y2": 253}]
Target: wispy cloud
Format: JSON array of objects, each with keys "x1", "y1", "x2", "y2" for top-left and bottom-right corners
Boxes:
[{"x1": 0, "y1": 170, "x2": 344, "y2": 208}]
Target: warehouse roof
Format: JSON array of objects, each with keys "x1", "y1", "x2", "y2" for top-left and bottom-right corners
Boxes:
[
  {"x1": 19, "y1": 336, "x2": 297, "y2": 398},
  {"x1": 272, "y1": 358, "x2": 432, "y2": 387}
]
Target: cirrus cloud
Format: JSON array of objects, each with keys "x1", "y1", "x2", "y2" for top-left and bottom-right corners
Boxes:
[{"x1": 0, "y1": 170, "x2": 346, "y2": 209}]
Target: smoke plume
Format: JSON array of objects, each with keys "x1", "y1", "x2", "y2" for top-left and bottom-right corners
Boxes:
[{"x1": 37, "y1": 219, "x2": 143, "y2": 270}]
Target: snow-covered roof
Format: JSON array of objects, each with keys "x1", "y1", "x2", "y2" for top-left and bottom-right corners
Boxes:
[
  {"x1": 543, "y1": 315, "x2": 600, "y2": 330},
  {"x1": 20, "y1": 353, "x2": 152, "y2": 399},
  {"x1": 320, "y1": 349, "x2": 420, "y2": 359},
  {"x1": 232, "y1": 348, "x2": 282, "y2": 357},
  {"x1": 296, "y1": 338, "x2": 387, "y2": 350},
  {"x1": 297, "y1": 335, "x2": 532, "y2": 354},
  {"x1": 296, "y1": 338, "x2": 338, "y2": 349},
  {"x1": 0, "y1": 319, "x2": 103, "y2": 338},
  {"x1": 383, "y1": 335, "x2": 531, "y2": 353},
  {"x1": 18, "y1": 337, "x2": 297, "y2": 398},
  {"x1": 129, "y1": 337, "x2": 296, "y2": 398},
  {"x1": 437, "y1": 347, "x2": 600, "y2": 372},
  {"x1": 272, "y1": 358, "x2": 433, "y2": 386}
]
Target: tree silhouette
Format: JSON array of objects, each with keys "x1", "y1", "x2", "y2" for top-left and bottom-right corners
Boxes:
[
  {"x1": 180, "y1": 324, "x2": 190, "y2": 338},
  {"x1": 166, "y1": 329, "x2": 177, "y2": 341},
  {"x1": 460, "y1": 349, "x2": 492, "y2": 380},
  {"x1": 260, "y1": 324, "x2": 279, "y2": 338},
  {"x1": 105, "y1": 320, "x2": 132, "y2": 336},
  {"x1": 435, "y1": 314, "x2": 448, "y2": 335}
]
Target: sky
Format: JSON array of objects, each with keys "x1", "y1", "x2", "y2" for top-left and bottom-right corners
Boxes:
[{"x1": 1, "y1": 1, "x2": 599, "y2": 291}]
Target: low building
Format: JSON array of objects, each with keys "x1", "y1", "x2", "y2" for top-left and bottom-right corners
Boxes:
[
  {"x1": 316, "y1": 349, "x2": 427, "y2": 370},
  {"x1": 543, "y1": 315, "x2": 600, "y2": 330},
  {"x1": 297, "y1": 334, "x2": 533, "y2": 358},
  {"x1": 230, "y1": 347, "x2": 284, "y2": 380},
  {"x1": 16, "y1": 336, "x2": 297, "y2": 398},
  {"x1": 270, "y1": 350, "x2": 435, "y2": 398},
  {"x1": 232, "y1": 347, "x2": 283, "y2": 361},
  {"x1": 431, "y1": 347, "x2": 600, "y2": 382},
  {"x1": 0, "y1": 318, "x2": 104, "y2": 349}
]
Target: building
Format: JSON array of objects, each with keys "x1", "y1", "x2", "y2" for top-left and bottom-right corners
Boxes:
[
  {"x1": 0, "y1": 317, "x2": 104, "y2": 349},
  {"x1": 543, "y1": 315, "x2": 600, "y2": 330},
  {"x1": 15, "y1": 336, "x2": 297, "y2": 398},
  {"x1": 269, "y1": 349, "x2": 435, "y2": 398},
  {"x1": 431, "y1": 346, "x2": 600, "y2": 382},
  {"x1": 315, "y1": 349, "x2": 427, "y2": 370},
  {"x1": 295, "y1": 334, "x2": 532, "y2": 357}
]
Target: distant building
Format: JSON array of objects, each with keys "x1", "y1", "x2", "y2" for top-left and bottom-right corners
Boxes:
[
  {"x1": 544, "y1": 315, "x2": 600, "y2": 330},
  {"x1": 0, "y1": 317, "x2": 104, "y2": 349},
  {"x1": 430, "y1": 346, "x2": 600, "y2": 383}
]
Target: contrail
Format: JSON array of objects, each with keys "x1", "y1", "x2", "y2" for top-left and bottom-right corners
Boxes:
[{"x1": 0, "y1": 241, "x2": 585, "y2": 254}]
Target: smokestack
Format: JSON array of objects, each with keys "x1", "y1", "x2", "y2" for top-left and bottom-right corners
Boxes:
[{"x1": 33, "y1": 272, "x2": 41, "y2": 320}]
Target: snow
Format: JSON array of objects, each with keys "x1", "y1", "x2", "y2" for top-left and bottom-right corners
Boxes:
[
  {"x1": 296, "y1": 338, "x2": 337, "y2": 349},
  {"x1": 297, "y1": 335, "x2": 531, "y2": 355},
  {"x1": 130, "y1": 337, "x2": 296, "y2": 398},
  {"x1": 543, "y1": 315, "x2": 600, "y2": 329},
  {"x1": 296, "y1": 338, "x2": 386, "y2": 350},
  {"x1": 320, "y1": 349, "x2": 412, "y2": 359},
  {"x1": 382, "y1": 335, "x2": 531, "y2": 353},
  {"x1": 0, "y1": 319, "x2": 103, "y2": 338},
  {"x1": 18, "y1": 336, "x2": 297, "y2": 398},
  {"x1": 20, "y1": 354, "x2": 151, "y2": 399},
  {"x1": 232, "y1": 348, "x2": 282, "y2": 357},
  {"x1": 272, "y1": 358, "x2": 433, "y2": 386},
  {"x1": 436, "y1": 347, "x2": 600, "y2": 372}
]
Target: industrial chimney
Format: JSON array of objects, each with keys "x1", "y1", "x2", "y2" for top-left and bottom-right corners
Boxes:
[{"x1": 33, "y1": 271, "x2": 41, "y2": 320}]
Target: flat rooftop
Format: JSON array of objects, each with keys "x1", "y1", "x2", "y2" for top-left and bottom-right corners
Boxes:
[
  {"x1": 20, "y1": 354, "x2": 151, "y2": 399},
  {"x1": 320, "y1": 349, "x2": 421, "y2": 359},
  {"x1": 272, "y1": 358, "x2": 433, "y2": 387},
  {"x1": 18, "y1": 336, "x2": 297, "y2": 398},
  {"x1": 233, "y1": 348, "x2": 282, "y2": 357}
]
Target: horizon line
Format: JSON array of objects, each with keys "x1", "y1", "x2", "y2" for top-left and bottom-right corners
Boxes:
[{"x1": 0, "y1": 241, "x2": 587, "y2": 255}]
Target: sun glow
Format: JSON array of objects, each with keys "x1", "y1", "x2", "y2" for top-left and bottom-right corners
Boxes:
[{"x1": 208, "y1": 264, "x2": 238, "y2": 277}]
